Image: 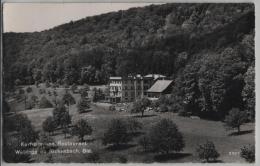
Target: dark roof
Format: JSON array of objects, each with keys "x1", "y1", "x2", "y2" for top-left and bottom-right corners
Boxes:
[{"x1": 147, "y1": 80, "x2": 173, "y2": 93}]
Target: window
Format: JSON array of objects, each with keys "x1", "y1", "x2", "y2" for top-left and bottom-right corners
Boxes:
[
  {"x1": 125, "y1": 86, "x2": 128, "y2": 90},
  {"x1": 125, "y1": 92, "x2": 128, "y2": 96}
]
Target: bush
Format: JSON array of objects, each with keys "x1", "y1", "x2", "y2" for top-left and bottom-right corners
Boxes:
[
  {"x1": 109, "y1": 105, "x2": 116, "y2": 111},
  {"x1": 126, "y1": 118, "x2": 143, "y2": 133},
  {"x1": 224, "y1": 108, "x2": 248, "y2": 133},
  {"x1": 39, "y1": 88, "x2": 46, "y2": 94},
  {"x1": 26, "y1": 86, "x2": 33, "y2": 93},
  {"x1": 118, "y1": 155, "x2": 127, "y2": 163},
  {"x1": 45, "y1": 81, "x2": 51, "y2": 88},
  {"x1": 149, "y1": 119, "x2": 185, "y2": 154},
  {"x1": 196, "y1": 140, "x2": 220, "y2": 162},
  {"x1": 159, "y1": 104, "x2": 168, "y2": 112},
  {"x1": 102, "y1": 119, "x2": 130, "y2": 147},
  {"x1": 72, "y1": 119, "x2": 92, "y2": 141},
  {"x1": 131, "y1": 98, "x2": 151, "y2": 117},
  {"x1": 38, "y1": 132, "x2": 57, "y2": 153},
  {"x1": 178, "y1": 109, "x2": 190, "y2": 117},
  {"x1": 240, "y1": 144, "x2": 255, "y2": 163},
  {"x1": 39, "y1": 96, "x2": 53, "y2": 108},
  {"x1": 85, "y1": 150, "x2": 100, "y2": 163},
  {"x1": 138, "y1": 135, "x2": 151, "y2": 152}
]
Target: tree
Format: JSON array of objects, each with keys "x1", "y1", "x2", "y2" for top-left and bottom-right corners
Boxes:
[
  {"x1": 102, "y1": 119, "x2": 130, "y2": 147},
  {"x1": 10, "y1": 113, "x2": 39, "y2": 144},
  {"x1": 149, "y1": 119, "x2": 185, "y2": 154},
  {"x1": 31, "y1": 95, "x2": 39, "y2": 108},
  {"x1": 240, "y1": 144, "x2": 255, "y2": 163},
  {"x1": 72, "y1": 119, "x2": 93, "y2": 141},
  {"x1": 242, "y1": 65, "x2": 255, "y2": 121},
  {"x1": 42, "y1": 116, "x2": 56, "y2": 135},
  {"x1": 71, "y1": 83, "x2": 77, "y2": 93},
  {"x1": 224, "y1": 108, "x2": 248, "y2": 133},
  {"x1": 38, "y1": 132, "x2": 57, "y2": 153},
  {"x1": 131, "y1": 98, "x2": 151, "y2": 117},
  {"x1": 3, "y1": 98, "x2": 10, "y2": 114},
  {"x1": 62, "y1": 91, "x2": 76, "y2": 113},
  {"x1": 77, "y1": 97, "x2": 91, "y2": 113},
  {"x1": 53, "y1": 103, "x2": 71, "y2": 128},
  {"x1": 196, "y1": 141, "x2": 220, "y2": 162},
  {"x1": 53, "y1": 90, "x2": 58, "y2": 106},
  {"x1": 39, "y1": 96, "x2": 53, "y2": 108}
]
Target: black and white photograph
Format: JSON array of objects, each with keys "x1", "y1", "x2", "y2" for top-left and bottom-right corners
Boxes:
[{"x1": 1, "y1": 1, "x2": 256, "y2": 164}]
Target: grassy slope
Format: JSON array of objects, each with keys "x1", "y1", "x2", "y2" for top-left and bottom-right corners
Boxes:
[{"x1": 16, "y1": 86, "x2": 254, "y2": 163}]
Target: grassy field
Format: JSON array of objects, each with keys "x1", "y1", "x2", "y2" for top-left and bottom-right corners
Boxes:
[{"x1": 12, "y1": 85, "x2": 255, "y2": 163}]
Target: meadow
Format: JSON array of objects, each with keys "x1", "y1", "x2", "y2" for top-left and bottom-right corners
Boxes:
[{"x1": 10, "y1": 84, "x2": 255, "y2": 163}]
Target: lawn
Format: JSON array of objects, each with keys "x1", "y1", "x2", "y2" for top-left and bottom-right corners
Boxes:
[{"x1": 13, "y1": 85, "x2": 255, "y2": 163}]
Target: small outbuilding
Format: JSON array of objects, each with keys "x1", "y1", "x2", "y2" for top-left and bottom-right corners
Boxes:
[{"x1": 146, "y1": 80, "x2": 173, "y2": 99}]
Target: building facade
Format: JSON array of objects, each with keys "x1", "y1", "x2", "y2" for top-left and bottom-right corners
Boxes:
[
  {"x1": 109, "y1": 74, "x2": 166, "y2": 103},
  {"x1": 147, "y1": 80, "x2": 174, "y2": 99}
]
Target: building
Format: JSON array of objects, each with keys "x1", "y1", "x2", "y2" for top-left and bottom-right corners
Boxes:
[
  {"x1": 147, "y1": 80, "x2": 174, "y2": 100},
  {"x1": 109, "y1": 74, "x2": 166, "y2": 103}
]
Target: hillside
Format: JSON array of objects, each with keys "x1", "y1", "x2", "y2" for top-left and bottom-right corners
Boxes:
[{"x1": 3, "y1": 3, "x2": 255, "y2": 119}]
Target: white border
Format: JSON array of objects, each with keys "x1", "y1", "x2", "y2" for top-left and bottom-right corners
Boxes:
[{"x1": 0, "y1": 1, "x2": 258, "y2": 166}]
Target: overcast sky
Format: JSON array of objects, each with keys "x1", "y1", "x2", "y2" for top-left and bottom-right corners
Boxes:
[{"x1": 3, "y1": 3, "x2": 160, "y2": 32}]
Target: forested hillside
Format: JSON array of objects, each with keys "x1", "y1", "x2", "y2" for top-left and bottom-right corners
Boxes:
[{"x1": 3, "y1": 3, "x2": 255, "y2": 119}]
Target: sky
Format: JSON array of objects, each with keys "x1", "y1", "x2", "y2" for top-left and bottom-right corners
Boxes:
[{"x1": 3, "y1": 3, "x2": 159, "y2": 32}]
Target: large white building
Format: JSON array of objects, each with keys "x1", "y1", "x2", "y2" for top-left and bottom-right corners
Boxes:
[{"x1": 109, "y1": 74, "x2": 166, "y2": 103}]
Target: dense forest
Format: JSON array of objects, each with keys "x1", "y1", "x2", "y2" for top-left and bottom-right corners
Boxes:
[{"x1": 3, "y1": 3, "x2": 255, "y2": 119}]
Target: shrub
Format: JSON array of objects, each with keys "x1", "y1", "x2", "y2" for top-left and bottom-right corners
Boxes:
[
  {"x1": 26, "y1": 86, "x2": 33, "y2": 93},
  {"x1": 72, "y1": 119, "x2": 92, "y2": 141},
  {"x1": 71, "y1": 83, "x2": 78, "y2": 93},
  {"x1": 224, "y1": 108, "x2": 248, "y2": 133},
  {"x1": 149, "y1": 119, "x2": 185, "y2": 154},
  {"x1": 126, "y1": 118, "x2": 143, "y2": 133},
  {"x1": 53, "y1": 104, "x2": 71, "y2": 128},
  {"x1": 240, "y1": 144, "x2": 255, "y2": 163},
  {"x1": 85, "y1": 150, "x2": 100, "y2": 163},
  {"x1": 138, "y1": 135, "x2": 151, "y2": 152},
  {"x1": 109, "y1": 105, "x2": 116, "y2": 111},
  {"x1": 178, "y1": 109, "x2": 190, "y2": 117},
  {"x1": 159, "y1": 104, "x2": 168, "y2": 112},
  {"x1": 102, "y1": 119, "x2": 130, "y2": 147},
  {"x1": 118, "y1": 155, "x2": 128, "y2": 163},
  {"x1": 196, "y1": 140, "x2": 220, "y2": 162},
  {"x1": 39, "y1": 96, "x2": 53, "y2": 108},
  {"x1": 38, "y1": 132, "x2": 57, "y2": 153},
  {"x1": 45, "y1": 81, "x2": 51, "y2": 88}
]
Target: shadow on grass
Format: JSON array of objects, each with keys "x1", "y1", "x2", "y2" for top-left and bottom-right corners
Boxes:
[
  {"x1": 79, "y1": 109, "x2": 93, "y2": 114},
  {"x1": 206, "y1": 160, "x2": 223, "y2": 163},
  {"x1": 154, "y1": 153, "x2": 191, "y2": 162},
  {"x1": 229, "y1": 129, "x2": 254, "y2": 136},
  {"x1": 129, "y1": 131, "x2": 145, "y2": 138},
  {"x1": 106, "y1": 144, "x2": 137, "y2": 151},
  {"x1": 133, "y1": 114, "x2": 157, "y2": 118}
]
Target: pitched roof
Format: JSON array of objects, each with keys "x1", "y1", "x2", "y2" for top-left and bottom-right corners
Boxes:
[
  {"x1": 144, "y1": 74, "x2": 166, "y2": 80},
  {"x1": 147, "y1": 80, "x2": 173, "y2": 93},
  {"x1": 110, "y1": 77, "x2": 122, "y2": 80}
]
